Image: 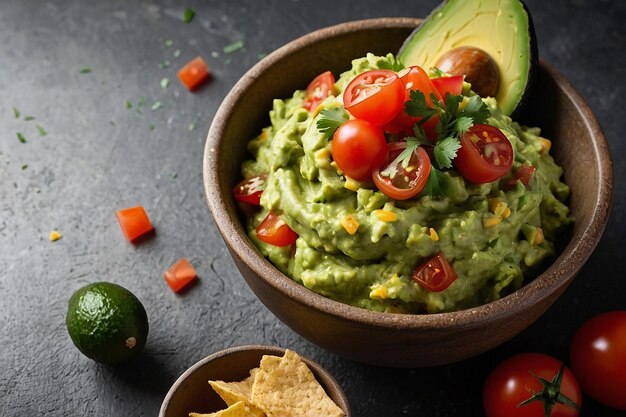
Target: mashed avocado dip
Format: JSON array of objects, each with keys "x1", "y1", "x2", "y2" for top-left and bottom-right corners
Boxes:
[{"x1": 240, "y1": 54, "x2": 572, "y2": 314}]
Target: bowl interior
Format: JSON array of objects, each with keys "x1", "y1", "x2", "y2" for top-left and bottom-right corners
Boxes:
[
  {"x1": 159, "y1": 345, "x2": 351, "y2": 417},
  {"x1": 205, "y1": 18, "x2": 611, "y2": 333}
]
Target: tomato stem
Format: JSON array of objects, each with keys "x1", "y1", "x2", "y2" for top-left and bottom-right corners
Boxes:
[{"x1": 517, "y1": 365, "x2": 581, "y2": 417}]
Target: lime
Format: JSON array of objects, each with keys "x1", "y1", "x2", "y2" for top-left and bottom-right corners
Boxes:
[{"x1": 66, "y1": 282, "x2": 149, "y2": 364}]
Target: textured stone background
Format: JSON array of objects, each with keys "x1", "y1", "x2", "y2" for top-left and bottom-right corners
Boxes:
[{"x1": 0, "y1": 1, "x2": 624, "y2": 416}]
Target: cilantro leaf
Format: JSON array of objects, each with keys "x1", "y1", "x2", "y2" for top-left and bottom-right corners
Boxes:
[
  {"x1": 452, "y1": 116, "x2": 473, "y2": 135},
  {"x1": 422, "y1": 167, "x2": 449, "y2": 197},
  {"x1": 405, "y1": 90, "x2": 438, "y2": 121},
  {"x1": 316, "y1": 108, "x2": 348, "y2": 140},
  {"x1": 183, "y1": 8, "x2": 195, "y2": 23},
  {"x1": 36, "y1": 125, "x2": 47, "y2": 136},
  {"x1": 17, "y1": 132, "x2": 26, "y2": 143},
  {"x1": 79, "y1": 67, "x2": 92, "y2": 74},
  {"x1": 378, "y1": 55, "x2": 405, "y2": 72},
  {"x1": 433, "y1": 136, "x2": 461, "y2": 169},
  {"x1": 429, "y1": 67, "x2": 446, "y2": 78},
  {"x1": 13, "y1": 107, "x2": 20, "y2": 118},
  {"x1": 458, "y1": 95, "x2": 490, "y2": 125}
]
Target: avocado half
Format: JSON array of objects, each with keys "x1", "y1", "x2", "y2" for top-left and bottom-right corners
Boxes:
[{"x1": 398, "y1": 0, "x2": 538, "y2": 116}]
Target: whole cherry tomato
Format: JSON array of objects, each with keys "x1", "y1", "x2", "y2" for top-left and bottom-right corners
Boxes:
[{"x1": 331, "y1": 119, "x2": 388, "y2": 181}]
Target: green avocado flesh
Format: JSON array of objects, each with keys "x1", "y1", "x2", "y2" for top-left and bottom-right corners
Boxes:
[
  {"x1": 241, "y1": 54, "x2": 571, "y2": 314},
  {"x1": 398, "y1": 0, "x2": 534, "y2": 116}
]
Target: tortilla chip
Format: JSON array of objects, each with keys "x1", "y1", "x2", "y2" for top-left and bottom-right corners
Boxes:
[
  {"x1": 209, "y1": 372, "x2": 265, "y2": 417},
  {"x1": 190, "y1": 401, "x2": 256, "y2": 417},
  {"x1": 251, "y1": 350, "x2": 344, "y2": 417}
]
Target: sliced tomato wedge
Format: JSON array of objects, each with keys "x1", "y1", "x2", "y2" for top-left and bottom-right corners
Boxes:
[
  {"x1": 387, "y1": 66, "x2": 443, "y2": 140},
  {"x1": 233, "y1": 174, "x2": 267, "y2": 205},
  {"x1": 372, "y1": 142, "x2": 431, "y2": 200},
  {"x1": 412, "y1": 251, "x2": 457, "y2": 292},
  {"x1": 177, "y1": 56, "x2": 210, "y2": 91},
  {"x1": 256, "y1": 211, "x2": 298, "y2": 247},
  {"x1": 115, "y1": 206, "x2": 154, "y2": 243},
  {"x1": 343, "y1": 69, "x2": 404, "y2": 126},
  {"x1": 431, "y1": 75, "x2": 464, "y2": 101},
  {"x1": 303, "y1": 71, "x2": 335, "y2": 112},
  {"x1": 164, "y1": 258, "x2": 198, "y2": 293},
  {"x1": 455, "y1": 124, "x2": 514, "y2": 184},
  {"x1": 512, "y1": 164, "x2": 536, "y2": 187}
]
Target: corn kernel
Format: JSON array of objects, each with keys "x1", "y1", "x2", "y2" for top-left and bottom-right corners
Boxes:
[
  {"x1": 502, "y1": 207, "x2": 512, "y2": 219},
  {"x1": 370, "y1": 286, "x2": 388, "y2": 299},
  {"x1": 532, "y1": 227, "x2": 545, "y2": 245},
  {"x1": 344, "y1": 177, "x2": 361, "y2": 192},
  {"x1": 373, "y1": 209, "x2": 397, "y2": 222},
  {"x1": 49, "y1": 231, "x2": 62, "y2": 242},
  {"x1": 341, "y1": 215, "x2": 359, "y2": 235},
  {"x1": 428, "y1": 228, "x2": 439, "y2": 241},
  {"x1": 539, "y1": 138, "x2": 552, "y2": 155},
  {"x1": 258, "y1": 129, "x2": 269, "y2": 142},
  {"x1": 483, "y1": 216, "x2": 502, "y2": 228}
]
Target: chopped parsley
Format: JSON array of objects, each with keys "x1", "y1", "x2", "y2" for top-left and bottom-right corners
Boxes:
[
  {"x1": 316, "y1": 108, "x2": 348, "y2": 140},
  {"x1": 173, "y1": 49, "x2": 181, "y2": 58},
  {"x1": 79, "y1": 68, "x2": 92, "y2": 74},
  {"x1": 13, "y1": 107, "x2": 20, "y2": 118},
  {"x1": 158, "y1": 60, "x2": 171, "y2": 69},
  {"x1": 17, "y1": 132, "x2": 26, "y2": 143},
  {"x1": 149, "y1": 124, "x2": 156, "y2": 131},
  {"x1": 164, "y1": 39, "x2": 174, "y2": 47},
  {"x1": 160, "y1": 78, "x2": 170, "y2": 89},
  {"x1": 125, "y1": 100, "x2": 133, "y2": 109},
  {"x1": 21, "y1": 164, "x2": 28, "y2": 170},
  {"x1": 151, "y1": 101, "x2": 162, "y2": 111},
  {"x1": 211, "y1": 51, "x2": 220, "y2": 58},
  {"x1": 188, "y1": 121, "x2": 197, "y2": 131},
  {"x1": 183, "y1": 7, "x2": 195, "y2": 23},
  {"x1": 36, "y1": 125, "x2": 47, "y2": 136},
  {"x1": 223, "y1": 40, "x2": 245, "y2": 54}
]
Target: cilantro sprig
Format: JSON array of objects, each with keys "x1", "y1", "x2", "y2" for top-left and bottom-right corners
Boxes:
[{"x1": 316, "y1": 108, "x2": 348, "y2": 140}]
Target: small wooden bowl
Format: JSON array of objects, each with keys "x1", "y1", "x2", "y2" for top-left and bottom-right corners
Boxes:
[
  {"x1": 204, "y1": 18, "x2": 613, "y2": 367},
  {"x1": 159, "y1": 345, "x2": 351, "y2": 417}
]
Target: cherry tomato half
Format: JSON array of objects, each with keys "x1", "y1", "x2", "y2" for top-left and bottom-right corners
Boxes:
[
  {"x1": 483, "y1": 353, "x2": 582, "y2": 417},
  {"x1": 431, "y1": 75, "x2": 465, "y2": 100},
  {"x1": 233, "y1": 174, "x2": 267, "y2": 206},
  {"x1": 513, "y1": 164, "x2": 537, "y2": 187},
  {"x1": 343, "y1": 69, "x2": 404, "y2": 126},
  {"x1": 387, "y1": 66, "x2": 443, "y2": 140},
  {"x1": 256, "y1": 211, "x2": 298, "y2": 247},
  {"x1": 570, "y1": 311, "x2": 626, "y2": 410},
  {"x1": 411, "y1": 251, "x2": 457, "y2": 292},
  {"x1": 331, "y1": 119, "x2": 387, "y2": 181},
  {"x1": 455, "y1": 124, "x2": 513, "y2": 183},
  {"x1": 303, "y1": 71, "x2": 335, "y2": 112},
  {"x1": 372, "y1": 142, "x2": 431, "y2": 200}
]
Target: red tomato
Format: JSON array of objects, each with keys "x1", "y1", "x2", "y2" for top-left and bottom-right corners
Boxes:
[
  {"x1": 455, "y1": 124, "x2": 513, "y2": 183},
  {"x1": 115, "y1": 206, "x2": 154, "y2": 243},
  {"x1": 331, "y1": 119, "x2": 387, "y2": 181},
  {"x1": 177, "y1": 56, "x2": 210, "y2": 91},
  {"x1": 256, "y1": 211, "x2": 298, "y2": 247},
  {"x1": 303, "y1": 71, "x2": 335, "y2": 112},
  {"x1": 411, "y1": 251, "x2": 457, "y2": 292},
  {"x1": 512, "y1": 164, "x2": 537, "y2": 187},
  {"x1": 164, "y1": 258, "x2": 198, "y2": 293},
  {"x1": 233, "y1": 174, "x2": 267, "y2": 205},
  {"x1": 431, "y1": 75, "x2": 464, "y2": 100},
  {"x1": 372, "y1": 142, "x2": 431, "y2": 200},
  {"x1": 570, "y1": 311, "x2": 626, "y2": 410},
  {"x1": 387, "y1": 66, "x2": 443, "y2": 140},
  {"x1": 343, "y1": 69, "x2": 404, "y2": 126},
  {"x1": 483, "y1": 353, "x2": 582, "y2": 417}
]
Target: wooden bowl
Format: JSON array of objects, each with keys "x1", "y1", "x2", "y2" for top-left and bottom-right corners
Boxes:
[
  {"x1": 203, "y1": 18, "x2": 612, "y2": 367},
  {"x1": 159, "y1": 345, "x2": 351, "y2": 417}
]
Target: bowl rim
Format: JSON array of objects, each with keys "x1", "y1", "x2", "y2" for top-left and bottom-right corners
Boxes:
[
  {"x1": 158, "y1": 344, "x2": 352, "y2": 417},
  {"x1": 204, "y1": 17, "x2": 613, "y2": 329}
]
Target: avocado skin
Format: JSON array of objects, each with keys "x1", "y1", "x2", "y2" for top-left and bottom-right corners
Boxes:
[{"x1": 398, "y1": 0, "x2": 538, "y2": 118}]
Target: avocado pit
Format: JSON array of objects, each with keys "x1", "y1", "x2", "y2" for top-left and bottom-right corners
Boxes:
[{"x1": 436, "y1": 46, "x2": 500, "y2": 98}]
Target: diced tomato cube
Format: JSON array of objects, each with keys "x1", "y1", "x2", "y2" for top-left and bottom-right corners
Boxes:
[
  {"x1": 115, "y1": 206, "x2": 154, "y2": 243},
  {"x1": 164, "y1": 258, "x2": 198, "y2": 293},
  {"x1": 177, "y1": 56, "x2": 210, "y2": 91}
]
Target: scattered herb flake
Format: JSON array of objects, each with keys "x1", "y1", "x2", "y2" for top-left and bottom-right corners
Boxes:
[
  {"x1": 171, "y1": 172, "x2": 178, "y2": 179},
  {"x1": 125, "y1": 100, "x2": 133, "y2": 109},
  {"x1": 164, "y1": 39, "x2": 174, "y2": 47},
  {"x1": 211, "y1": 51, "x2": 220, "y2": 58},
  {"x1": 13, "y1": 107, "x2": 20, "y2": 118},
  {"x1": 257, "y1": 52, "x2": 267, "y2": 60},
  {"x1": 183, "y1": 7, "x2": 196, "y2": 23},
  {"x1": 21, "y1": 164, "x2": 28, "y2": 170},
  {"x1": 138, "y1": 97, "x2": 145, "y2": 107},
  {"x1": 158, "y1": 60, "x2": 171, "y2": 69},
  {"x1": 188, "y1": 121, "x2": 197, "y2": 131},
  {"x1": 316, "y1": 108, "x2": 348, "y2": 140},
  {"x1": 24, "y1": 116, "x2": 35, "y2": 121},
  {"x1": 36, "y1": 125, "x2": 47, "y2": 136},
  {"x1": 110, "y1": 120, "x2": 116, "y2": 126},
  {"x1": 173, "y1": 49, "x2": 181, "y2": 58},
  {"x1": 160, "y1": 78, "x2": 170, "y2": 89},
  {"x1": 17, "y1": 132, "x2": 26, "y2": 143},
  {"x1": 79, "y1": 68, "x2": 92, "y2": 74},
  {"x1": 223, "y1": 40, "x2": 245, "y2": 54},
  {"x1": 149, "y1": 124, "x2": 156, "y2": 130},
  {"x1": 151, "y1": 101, "x2": 162, "y2": 111}
]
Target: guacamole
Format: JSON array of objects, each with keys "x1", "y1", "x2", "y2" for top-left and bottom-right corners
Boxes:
[{"x1": 240, "y1": 53, "x2": 572, "y2": 313}]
